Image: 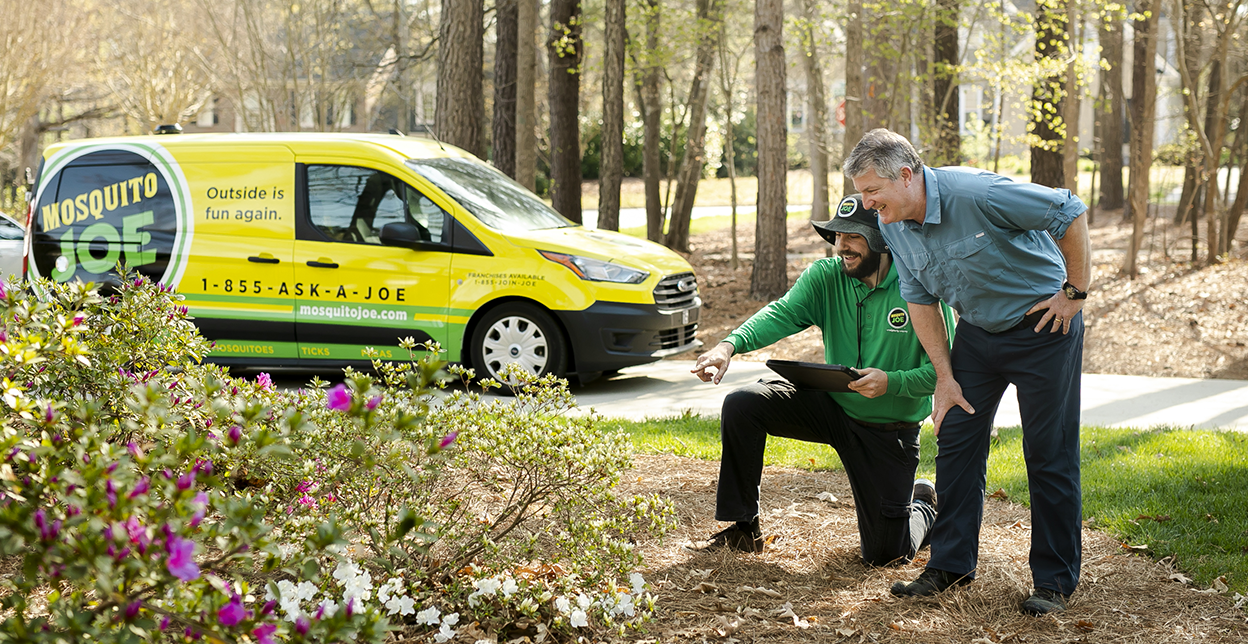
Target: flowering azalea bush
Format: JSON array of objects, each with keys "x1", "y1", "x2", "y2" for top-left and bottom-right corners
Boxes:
[
  {"x1": 1, "y1": 273, "x2": 674, "y2": 643},
  {"x1": 0, "y1": 275, "x2": 388, "y2": 643}
]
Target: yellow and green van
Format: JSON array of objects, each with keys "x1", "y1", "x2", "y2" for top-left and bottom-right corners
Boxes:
[{"x1": 25, "y1": 132, "x2": 701, "y2": 382}]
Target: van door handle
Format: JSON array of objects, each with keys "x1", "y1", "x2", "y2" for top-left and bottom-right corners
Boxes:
[
  {"x1": 248, "y1": 255, "x2": 280, "y2": 264},
  {"x1": 306, "y1": 260, "x2": 339, "y2": 269}
]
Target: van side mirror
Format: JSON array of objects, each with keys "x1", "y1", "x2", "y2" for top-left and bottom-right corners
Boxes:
[{"x1": 379, "y1": 222, "x2": 437, "y2": 250}]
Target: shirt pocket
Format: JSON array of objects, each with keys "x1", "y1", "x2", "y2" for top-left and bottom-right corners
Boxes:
[{"x1": 946, "y1": 232, "x2": 1006, "y2": 285}]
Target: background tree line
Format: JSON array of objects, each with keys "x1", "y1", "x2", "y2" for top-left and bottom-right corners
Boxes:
[{"x1": 1, "y1": 0, "x2": 1245, "y2": 299}]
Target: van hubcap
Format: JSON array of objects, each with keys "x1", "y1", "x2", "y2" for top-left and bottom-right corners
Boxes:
[{"x1": 482, "y1": 315, "x2": 549, "y2": 380}]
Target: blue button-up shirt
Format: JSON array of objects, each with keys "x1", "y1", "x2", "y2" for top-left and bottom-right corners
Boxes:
[{"x1": 879, "y1": 166, "x2": 1086, "y2": 333}]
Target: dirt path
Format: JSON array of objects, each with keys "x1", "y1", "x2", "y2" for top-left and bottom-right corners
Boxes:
[{"x1": 622, "y1": 454, "x2": 1248, "y2": 643}]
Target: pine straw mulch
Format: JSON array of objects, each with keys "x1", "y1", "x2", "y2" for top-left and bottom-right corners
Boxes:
[
  {"x1": 618, "y1": 453, "x2": 1248, "y2": 644},
  {"x1": 673, "y1": 208, "x2": 1248, "y2": 380}
]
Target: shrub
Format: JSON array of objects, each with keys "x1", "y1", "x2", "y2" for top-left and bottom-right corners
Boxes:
[{"x1": 1, "y1": 275, "x2": 675, "y2": 643}]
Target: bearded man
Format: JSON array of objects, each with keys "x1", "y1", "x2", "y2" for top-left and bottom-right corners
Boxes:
[{"x1": 687, "y1": 195, "x2": 955, "y2": 568}]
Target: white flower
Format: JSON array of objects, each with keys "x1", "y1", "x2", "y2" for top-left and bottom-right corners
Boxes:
[
  {"x1": 320, "y1": 600, "x2": 339, "y2": 619},
  {"x1": 570, "y1": 609, "x2": 589, "y2": 628},
  {"x1": 555, "y1": 596, "x2": 572, "y2": 615},
  {"x1": 576, "y1": 593, "x2": 593, "y2": 609},
  {"x1": 378, "y1": 577, "x2": 405, "y2": 605},
  {"x1": 614, "y1": 593, "x2": 636, "y2": 617},
  {"x1": 332, "y1": 562, "x2": 362, "y2": 583},
  {"x1": 500, "y1": 578, "x2": 519, "y2": 597},
  {"x1": 630, "y1": 572, "x2": 646, "y2": 595},
  {"x1": 442, "y1": 613, "x2": 460, "y2": 627},
  {"x1": 468, "y1": 577, "x2": 503, "y2": 606},
  {"x1": 415, "y1": 606, "x2": 441, "y2": 625},
  {"x1": 386, "y1": 594, "x2": 416, "y2": 616},
  {"x1": 433, "y1": 623, "x2": 457, "y2": 643},
  {"x1": 295, "y1": 581, "x2": 318, "y2": 602}
]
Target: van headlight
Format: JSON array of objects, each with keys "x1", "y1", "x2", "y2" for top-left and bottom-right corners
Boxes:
[{"x1": 539, "y1": 251, "x2": 650, "y2": 284}]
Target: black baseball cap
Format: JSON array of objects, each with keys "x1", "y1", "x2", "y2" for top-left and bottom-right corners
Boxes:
[{"x1": 811, "y1": 194, "x2": 887, "y2": 253}]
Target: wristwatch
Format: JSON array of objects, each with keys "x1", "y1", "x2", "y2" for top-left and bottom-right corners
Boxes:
[{"x1": 1062, "y1": 281, "x2": 1088, "y2": 300}]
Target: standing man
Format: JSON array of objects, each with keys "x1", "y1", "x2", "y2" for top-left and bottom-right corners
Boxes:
[
  {"x1": 687, "y1": 195, "x2": 955, "y2": 569},
  {"x1": 844, "y1": 128, "x2": 1090, "y2": 616}
]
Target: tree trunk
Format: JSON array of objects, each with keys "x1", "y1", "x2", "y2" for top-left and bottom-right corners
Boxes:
[
  {"x1": 640, "y1": 0, "x2": 663, "y2": 242},
  {"x1": 597, "y1": 0, "x2": 625, "y2": 231},
  {"x1": 930, "y1": 0, "x2": 960, "y2": 167},
  {"x1": 1123, "y1": 0, "x2": 1160, "y2": 278},
  {"x1": 1030, "y1": 0, "x2": 1067, "y2": 188},
  {"x1": 1098, "y1": 10, "x2": 1125, "y2": 209},
  {"x1": 514, "y1": 0, "x2": 537, "y2": 191},
  {"x1": 800, "y1": 0, "x2": 830, "y2": 221},
  {"x1": 751, "y1": 0, "x2": 788, "y2": 301},
  {"x1": 1062, "y1": 4, "x2": 1082, "y2": 194},
  {"x1": 493, "y1": 0, "x2": 518, "y2": 177},
  {"x1": 436, "y1": 0, "x2": 484, "y2": 156},
  {"x1": 665, "y1": 0, "x2": 721, "y2": 251},
  {"x1": 547, "y1": 0, "x2": 583, "y2": 223},
  {"x1": 842, "y1": 0, "x2": 864, "y2": 196},
  {"x1": 717, "y1": 17, "x2": 741, "y2": 270}
]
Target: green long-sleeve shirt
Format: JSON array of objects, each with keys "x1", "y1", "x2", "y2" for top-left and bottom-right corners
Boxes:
[{"x1": 724, "y1": 257, "x2": 955, "y2": 424}]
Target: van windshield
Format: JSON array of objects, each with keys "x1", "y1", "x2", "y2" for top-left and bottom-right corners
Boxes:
[{"x1": 406, "y1": 157, "x2": 574, "y2": 232}]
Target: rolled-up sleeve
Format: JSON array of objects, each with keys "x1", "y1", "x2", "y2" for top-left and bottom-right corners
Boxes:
[{"x1": 982, "y1": 175, "x2": 1087, "y2": 239}]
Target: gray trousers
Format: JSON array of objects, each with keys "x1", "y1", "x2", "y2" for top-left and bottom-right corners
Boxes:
[{"x1": 716, "y1": 378, "x2": 936, "y2": 566}]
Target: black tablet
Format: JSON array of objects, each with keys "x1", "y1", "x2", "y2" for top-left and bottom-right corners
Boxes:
[{"x1": 765, "y1": 359, "x2": 862, "y2": 392}]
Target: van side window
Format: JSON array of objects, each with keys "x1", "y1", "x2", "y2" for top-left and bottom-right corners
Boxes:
[{"x1": 307, "y1": 165, "x2": 446, "y2": 245}]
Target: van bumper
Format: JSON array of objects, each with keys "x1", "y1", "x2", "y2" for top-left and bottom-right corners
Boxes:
[{"x1": 554, "y1": 301, "x2": 702, "y2": 373}]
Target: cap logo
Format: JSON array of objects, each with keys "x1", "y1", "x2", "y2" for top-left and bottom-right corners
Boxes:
[
  {"x1": 838, "y1": 197, "x2": 858, "y2": 217},
  {"x1": 888, "y1": 307, "x2": 909, "y2": 329}
]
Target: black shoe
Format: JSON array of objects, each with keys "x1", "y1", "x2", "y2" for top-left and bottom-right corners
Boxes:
[
  {"x1": 912, "y1": 479, "x2": 936, "y2": 508},
  {"x1": 1022, "y1": 588, "x2": 1069, "y2": 615},
  {"x1": 890, "y1": 567, "x2": 971, "y2": 596},
  {"x1": 684, "y1": 520, "x2": 764, "y2": 553}
]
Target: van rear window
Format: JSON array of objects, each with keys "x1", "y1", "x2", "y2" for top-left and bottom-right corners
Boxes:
[{"x1": 406, "y1": 158, "x2": 572, "y2": 232}]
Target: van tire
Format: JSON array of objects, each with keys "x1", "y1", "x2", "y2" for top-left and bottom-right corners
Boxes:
[{"x1": 470, "y1": 303, "x2": 567, "y2": 383}]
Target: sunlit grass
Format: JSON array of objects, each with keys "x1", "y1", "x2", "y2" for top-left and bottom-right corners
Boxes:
[{"x1": 605, "y1": 415, "x2": 1248, "y2": 594}]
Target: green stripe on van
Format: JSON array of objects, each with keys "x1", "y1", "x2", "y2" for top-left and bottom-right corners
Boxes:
[{"x1": 208, "y1": 341, "x2": 300, "y2": 359}]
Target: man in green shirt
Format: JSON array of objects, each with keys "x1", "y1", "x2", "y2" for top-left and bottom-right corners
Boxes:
[{"x1": 687, "y1": 195, "x2": 954, "y2": 566}]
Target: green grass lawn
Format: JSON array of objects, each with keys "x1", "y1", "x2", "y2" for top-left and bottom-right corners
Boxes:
[{"x1": 603, "y1": 415, "x2": 1248, "y2": 595}]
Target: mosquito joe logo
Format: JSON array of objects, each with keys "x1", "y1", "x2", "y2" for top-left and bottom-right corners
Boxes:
[
  {"x1": 31, "y1": 144, "x2": 194, "y2": 287},
  {"x1": 838, "y1": 197, "x2": 858, "y2": 217},
  {"x1": 888, "y1": 307, "x2": 910, "y2": 329}
]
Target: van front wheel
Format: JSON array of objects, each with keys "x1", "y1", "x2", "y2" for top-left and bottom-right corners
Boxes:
[{"x1": 470, "y1": 304, "x2": 567, "y2": 383}]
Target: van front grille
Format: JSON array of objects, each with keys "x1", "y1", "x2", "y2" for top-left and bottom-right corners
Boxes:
[
  {"x1": 652, "y1": 324, "x2": 699, "y2": 351},
  {"x1": 654, "y1": 272, "x2": 699, "y2": 310}
]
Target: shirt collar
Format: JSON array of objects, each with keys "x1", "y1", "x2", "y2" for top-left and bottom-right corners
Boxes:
[{"x1": 921, "y1": 166, "x2": 942, "y2": 226}]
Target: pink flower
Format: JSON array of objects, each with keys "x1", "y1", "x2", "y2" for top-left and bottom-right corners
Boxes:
[
  {"x1": 296, "y1": 495, "x2": 316, "y2": 508},
  {"x1": 295, "y1": 616, "x2": 310, "y2": 635},
  {"x1": 165, "y1": 535, "x2": 199, "y2": 581},
  {"x1": 257, "y1": 373, "x2": 273, "y2": 391},
  {"x1": 252, "y1": 623, "x2": 277, "y2": 644},
  {"x1": 439, "y1": 431, "x2": 459, "y2": 450},
  {"x1": 227, "y1": 425, "x2": 243, "y2": 445},
  {"x1": 190, "y1": 492, "x2": 209, "y2": 527},
  {"x1": 72, "y1": 314, "x2": 84, "y2": 326},
  {"x1": 218, "y1": 594, "x2": 246, "y2": 626},
  {"x1": 177, "y1": 471, "x2": 195, "y2": 490},
  {"x1": 326, "y1": 384, "x2": 351, "y2": 411},
  {"x1": 296, "y1": 480, "x2": 316, "y2": 494},
  {"x1": 44, "y1": 404, "x2": 53, "y2": 423},
  {"x1": 124, "y1": 600, "x2": 142, "y2": 621},
  {"x1": 125, "y1": 516, "x2": 150, "y2": 552},
  {"x1": 366, "y1": 395, "x2": 382, "y2": 411},
  {"x1": 129, "y1": 477, "x2": 150, "y2": 498}
]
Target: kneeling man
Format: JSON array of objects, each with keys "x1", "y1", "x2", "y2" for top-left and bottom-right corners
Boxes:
[{"x1": 687, "y1": 195, "x2": 954, "y2": 567}]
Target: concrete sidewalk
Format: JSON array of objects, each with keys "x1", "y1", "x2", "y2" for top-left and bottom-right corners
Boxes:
[{"x1": 564, "y1": 360, "x2": 1248, "y2": 431}]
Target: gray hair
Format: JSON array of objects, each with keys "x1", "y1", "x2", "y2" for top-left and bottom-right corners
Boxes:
[{"x1": 843, "y1": 128, "x2": 925, "y2": 181}]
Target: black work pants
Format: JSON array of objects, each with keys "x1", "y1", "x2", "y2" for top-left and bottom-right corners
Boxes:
[
  {"x1": 926, "y1": 314, "x2": 1084, "y2": 596},
  {"x1": 716, "y1": 378, "x2": 936, "y2": 566}
]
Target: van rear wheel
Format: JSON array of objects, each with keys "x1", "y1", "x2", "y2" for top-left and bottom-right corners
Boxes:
[{"x1": 470, "y1": 303, "x2": 567, "y2": 384}]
